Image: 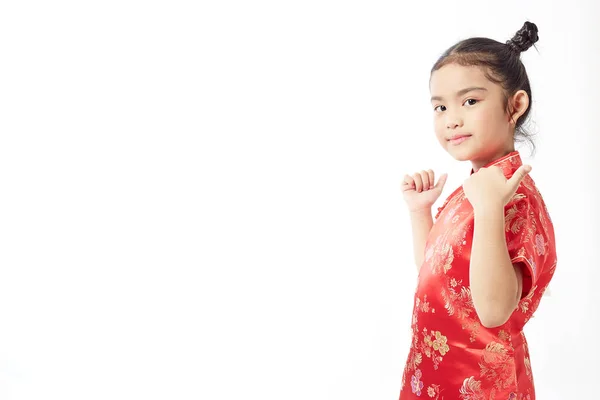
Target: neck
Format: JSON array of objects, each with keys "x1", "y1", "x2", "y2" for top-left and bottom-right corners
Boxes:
[{"x1": 470, "y1": 147, "x2": 515, "y2": 173}]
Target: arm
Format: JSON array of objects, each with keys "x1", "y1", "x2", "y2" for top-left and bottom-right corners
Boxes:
[
  {"x1": 409, "y1": 208, "x2": 434, "y2": 273},
  {"x1": 470, "y1": 204, "x2": 523, "y2": 328}
]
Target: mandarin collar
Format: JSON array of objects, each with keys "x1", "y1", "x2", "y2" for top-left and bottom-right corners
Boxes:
[{"x1": 469, "y1": 150, "x2": 522, "y2": 178}]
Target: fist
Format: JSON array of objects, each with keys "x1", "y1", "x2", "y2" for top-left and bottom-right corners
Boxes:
[
  {"x1": 402, "y1": 169, "x2": 448, "y2": 213},
  {"x1": 462, "y1": 164, "x2": 532, "y2": 210}
]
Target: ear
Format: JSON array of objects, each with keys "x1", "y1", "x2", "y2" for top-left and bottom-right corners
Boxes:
[{"x1": 508, "y1": 90, "x2": 529, "y2": 125}]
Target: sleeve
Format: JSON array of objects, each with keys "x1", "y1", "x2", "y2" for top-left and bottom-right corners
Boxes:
[{"x1": 504, "y1": 192, "x2": 549, "y2": 299}]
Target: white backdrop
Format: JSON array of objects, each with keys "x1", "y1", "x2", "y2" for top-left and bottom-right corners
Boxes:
[{"x1": 1, "y1": 1, "x2": 599, "y2": 399}]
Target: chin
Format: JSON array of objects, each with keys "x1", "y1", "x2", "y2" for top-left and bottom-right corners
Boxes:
[{"x1": 445, "y1": 145, "x2": 472, "y2": 161}]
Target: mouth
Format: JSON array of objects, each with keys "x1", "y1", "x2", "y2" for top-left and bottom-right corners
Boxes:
[{"x1": 447, "y1": 135, "x2": 471, "y2": 145}]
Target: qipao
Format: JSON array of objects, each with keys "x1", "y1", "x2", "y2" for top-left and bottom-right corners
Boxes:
[{"x1": 399, "y1": 151, "x2": 557, "y2": 400}]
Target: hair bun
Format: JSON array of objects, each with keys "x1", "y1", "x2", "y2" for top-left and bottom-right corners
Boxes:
[{"x1": 506, "y1": 21, "x2": 539, "y2": 54}]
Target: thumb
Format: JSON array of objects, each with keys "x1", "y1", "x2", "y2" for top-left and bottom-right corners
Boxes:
[
  {"x1": 435, "y1": 173, "x2": 448, "y2": 191},
  {"x1": 508, "y1": 165, "x2": 532, "y2": 191}
]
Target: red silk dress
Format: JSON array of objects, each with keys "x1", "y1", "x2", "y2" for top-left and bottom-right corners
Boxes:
[{"x1": 398, "y1": 151, "x2": 557, "y2": 400}]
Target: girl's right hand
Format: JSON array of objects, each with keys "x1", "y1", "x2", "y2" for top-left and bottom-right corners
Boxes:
[{"x1": 401, "y1": 169, "x2": 448, "y2": 213}]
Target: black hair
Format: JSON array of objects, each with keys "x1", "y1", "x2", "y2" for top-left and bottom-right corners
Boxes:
[{"x1": 430, "y1": 21, "x2": 540, "y2": 157}]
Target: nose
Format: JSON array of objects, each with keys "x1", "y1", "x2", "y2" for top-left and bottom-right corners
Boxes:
[{"x1": 445, "y1": 112, "x2": 463, "y2": 129}]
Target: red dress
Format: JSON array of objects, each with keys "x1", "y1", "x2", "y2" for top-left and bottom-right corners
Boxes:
[{"x1": 398, "y1": 151, "x2": 557, "y2": 400}]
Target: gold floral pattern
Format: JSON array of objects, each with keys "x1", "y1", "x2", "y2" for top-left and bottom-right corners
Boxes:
[
  {"x1": 417, "y1": 295, "x2": 436, "y2": 314},
  {"x1": 427, "y1": 384, "x2": 442, "y2": 399},
  {"x1": 479, "y1": 342, "x2": 514, "y2": 391},
  {"x1": 459, "y1": 376, "x2": 484, "y2": 400},
  {"x1": 428, "y1": 234, "x2": 454, "y2": 275},
  {"x1": 518, "y1": 285, "x2": 537, "y2": 314},
  {"x1": 441, "y1": 279, "x2": 473, "y2": 319},
  {"x1": 421, "y1": 329, "x2": 450, "y2": 370}
]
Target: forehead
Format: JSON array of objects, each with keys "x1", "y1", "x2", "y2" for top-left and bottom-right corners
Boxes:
[{"x1": 429, "y1": 64, "x2": 491, "y2": 94}]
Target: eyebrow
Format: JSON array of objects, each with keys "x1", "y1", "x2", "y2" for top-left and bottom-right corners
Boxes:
[{"x1": 430, "y1": 86, "x2": 488, "y2": 102}]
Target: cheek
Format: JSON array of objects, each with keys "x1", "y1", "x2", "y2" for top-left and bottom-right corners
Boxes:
[
  {"x1": 433, "y1": 118, "x2": 444, "y2": 139},
  {"x1": 471, "y1": 106, "x2": 504, "y2": 130},
  {"x1": 434, "y1": 115, "x2": 446, "y2": 134},
  {"x1": 433, "y1": 119, "x2": 446, "y2": 144}
]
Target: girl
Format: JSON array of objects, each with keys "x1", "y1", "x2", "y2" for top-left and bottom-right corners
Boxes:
[{"x1": 398, "y1": 22, "x2": 557, "y2": 400}]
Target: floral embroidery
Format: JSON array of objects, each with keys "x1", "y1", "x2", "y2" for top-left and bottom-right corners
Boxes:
[
  {"x1": 406, "y1": 350, "x2": 423, "y2": 371},
  {"x1": 522, "y1": 332, "x2": 533, "y2": 382},
  {"x1": 459, "y1": 376, "x2": 484, "y2": 400},
  {"x1": 429, "y1": 235, "x2": 454, "y2": 275},
  {"x1": 401, "y1": 344, "x2": 423, "y2": 392},
  {"x1": 505, "y1": 199, "x2": 538, "y2": 265},
  {"x1": 415, "y1": 295, "x2": 436, "y2": 313},
  {"x1": 422, "y1": 330, "x2": 450, "y2": 369},
  {"x1": 518, "y1": 285, "x2": 537, "y2": 313},
  {"x1": 460, "y1": 320, "x2": 481, "y2": 343},
  {"x1": 549, "y1": 259, "x2": 557, "y2": 274},
  {"x1": 441, "y1": 280, "x2": 473, "y2": 319},
  {"x1": 479, "y1": 341, "x2": 515, "y2": 391},
  {"x1": 432, "y1": 332, "x2": 450, "y2": 355},
  {"x1": 440, "y1": 278, "x2": 480, "y2": 342},
  {"x1": 427, "y1": 384, "x2": 442, "y2": 399},
  {"x1": 535, "y1": 233, "x2": 546, "y2": 256},
  {"x1": 411, "y1": 369, "x2": 424, "y2": 395},
  {"x1": 505, "y1": 209, "x2": 525, "y2": 234},
  {"x1": 508, "y1": 395, "x2": 532, "y2": 400},
  {"x1": 524, "y1": 356, "x2": 531, "y2": 378},
  {"x1": 417, "y1": 296, "x2": 427, "y2": 312}
]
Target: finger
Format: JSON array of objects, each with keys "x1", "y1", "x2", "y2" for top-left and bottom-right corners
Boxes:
[
  {"x1": 426, "y1": 169, "x2": 435, "y2": 190},
  {"x1": 507, "y1": 165, "x2": 532, "y2": 191},
  {"x1": 437, "y1": 173, "x2": 449, "y2": 189},
  {"x1": 403, "y1": 174, "x2": 415, "y2": 190},
  {"x1": 413, "y1": 173, "x2": 423, "y2": 192},
  {"x1": 435, "y1": 173, "x2": 448, "y2": 191},
  {"x1": 420, "y1": 170, "x2": 430, "y2": 190}
]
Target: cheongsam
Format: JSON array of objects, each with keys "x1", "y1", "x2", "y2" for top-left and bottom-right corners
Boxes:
[{"x1": 399, "y1": 150, "x2": 557, "y2": 400}]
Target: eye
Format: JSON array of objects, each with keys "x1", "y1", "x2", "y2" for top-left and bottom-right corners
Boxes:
[
  {"x1": 463, "y1": 98, "x2": 478, "y2": 106},
  {"x1": 434, "y1": 105, "x2": 446, "y2": 113}
]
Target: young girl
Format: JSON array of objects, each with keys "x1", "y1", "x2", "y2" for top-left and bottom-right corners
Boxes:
[{"x1": 398, "y1": 22, "x2": 557, "y2": 400}]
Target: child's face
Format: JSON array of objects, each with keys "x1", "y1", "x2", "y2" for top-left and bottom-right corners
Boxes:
[{"x1": 429, "y1": 64, "x2": 514, "y2": 164}]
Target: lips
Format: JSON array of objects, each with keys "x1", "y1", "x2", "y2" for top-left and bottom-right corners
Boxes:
[
  {"x1": 448, "y1": 134, "x2": 471, "y2": 146},
  {"x1": 447, "y1": 134, "x2": 471, "y2": 141}
]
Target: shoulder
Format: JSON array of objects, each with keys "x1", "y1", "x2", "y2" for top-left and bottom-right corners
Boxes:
[
  {"x1": 506, "y1": 175, "x2": 546, "y2": 210},
  {"x1": 509, "y1": 177, "x2": 555, "y2": 231}
]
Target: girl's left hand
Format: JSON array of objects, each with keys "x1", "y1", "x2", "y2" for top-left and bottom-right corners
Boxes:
[{"x1": 462, "y1": 165, "x2": 532, "y2": 210}]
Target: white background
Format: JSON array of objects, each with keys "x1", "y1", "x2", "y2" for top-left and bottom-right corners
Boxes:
[{"x1": 1, "y1": 1, "x2": 598, "y2": 399}]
